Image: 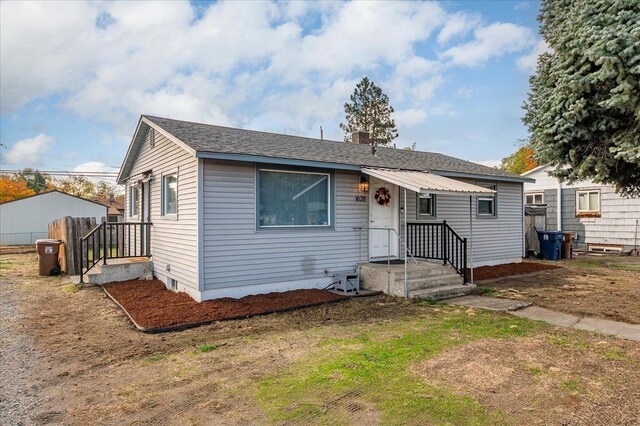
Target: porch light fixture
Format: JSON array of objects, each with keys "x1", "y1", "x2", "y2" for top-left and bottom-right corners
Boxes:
[{"x1": 358, "y1": 175, "x2": 369, "y2": 193}]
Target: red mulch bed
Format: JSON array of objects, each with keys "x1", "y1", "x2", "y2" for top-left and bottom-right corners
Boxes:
[
  {"x1": 103, "y1": 279, "x2": 348, "y2": 331},
  {"x1": 465, "y1": 262, "x2": 561, "y2": 282}
]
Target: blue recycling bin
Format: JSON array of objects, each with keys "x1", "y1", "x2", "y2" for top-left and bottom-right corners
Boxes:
[{"x1": 537, "y1": 231, "x2": 564, "y2": 260}]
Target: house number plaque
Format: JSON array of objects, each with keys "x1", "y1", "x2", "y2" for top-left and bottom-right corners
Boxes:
[{"x1": 355, "y1": 196, "x2": 367, "y2": 202}]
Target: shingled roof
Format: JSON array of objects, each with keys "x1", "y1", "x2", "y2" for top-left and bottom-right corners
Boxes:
[{"x1": 119, "y1": 115, "x2": 528, "y2": 183}]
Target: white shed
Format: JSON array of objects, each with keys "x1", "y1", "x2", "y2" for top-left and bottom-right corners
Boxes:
[{"x1": 0, "y1": 190, "x2": 108, "y2": 245}]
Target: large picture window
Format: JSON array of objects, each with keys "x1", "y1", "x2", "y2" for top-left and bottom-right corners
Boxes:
[
  {"x1": 129, "y1": 184, "x2": 138, "y2": 217},
  {"x1": 258, "y1": 169, "x2": 330, "y2": 227},
  {"x1": 162, "y1": 174, "x2": 177, "y2": 216},
  {"x1": 477, "y1": 183, "x2": 497, "y2": 217},
  {"x1": 416, "y1": 193, "x2": 436, "y2": 218}
]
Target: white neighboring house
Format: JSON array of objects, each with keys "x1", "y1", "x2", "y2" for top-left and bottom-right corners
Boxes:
[
  {"x1": 0, "y1": 190, "x2": 108, "y2": 245},
  {"x1": 522, "y1": 165, "x2": 640, "y2": 252}
]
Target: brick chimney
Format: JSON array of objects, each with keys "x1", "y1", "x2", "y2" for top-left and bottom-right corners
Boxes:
[{"x1": 352, "y1": 131, "x2": 370, "y2": 145}]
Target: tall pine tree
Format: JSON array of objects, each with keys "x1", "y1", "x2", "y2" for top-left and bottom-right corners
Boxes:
[
  {"x1": 340, "y1": 77, "x2": 398, "y2": 146},
  {"x1": 523, "y1": 0, "x2": 640, "y2": 196}
]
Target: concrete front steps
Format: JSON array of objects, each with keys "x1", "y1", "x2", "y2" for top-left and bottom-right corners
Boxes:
[
  {"x1": 360, "y1": 259, "x2": 474, "y2": 300},
  {"x1": 79, "y1": 257, "x2": 153, "y2": 285}
]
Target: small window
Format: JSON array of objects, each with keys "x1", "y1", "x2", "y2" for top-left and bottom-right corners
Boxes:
[
  {"x1": 416, "y1": 193, "x2": 436, "y2": 218},
  {"x1": 258, "y1": 169, "x2": 330, "y2": 228},
  {"x1": 162, "y1": 174, "x2": 178, "y2": 216},
  {"x1": 525, "y1": 192, "x2": 544, "y2": 205},
  {"x1": 576, "y1": 190, "x2": 600, "y2": 214},
  {"x1": 477, "y1": 183, "x2": 497, "y2": 217},
  {"x1": 168, "y1": 277, "x2": 177, "y2": 290},
  {"x1": 129, "y1": 185, "x2": 139, "y2": 217}
]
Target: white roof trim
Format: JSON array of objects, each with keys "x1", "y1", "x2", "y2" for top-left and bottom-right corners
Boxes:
[
  {"x1": 117, "y1": 116, "x2": 197, "y2": 184},
  {"x1": 362, "y1": 168, "x2": 496, "y2": 195},
  {"x1": 521, "y1": 164, "x2": 550, "y2": 176}
]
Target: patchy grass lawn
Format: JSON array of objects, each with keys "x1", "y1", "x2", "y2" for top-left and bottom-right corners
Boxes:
[
  {"x1": 482, "y1": 255, "x2": 640, "y2": 324},
  {"x1": 258, "y1": 310, "x2": 542, "y2": 425},
  {"x1": 1, "y1": 253, "x2": 639, "y2": 425}
]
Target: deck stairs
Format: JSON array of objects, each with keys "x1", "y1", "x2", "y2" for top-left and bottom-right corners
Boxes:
[{"x1": 359, "y1": 259, "x2": 475, "y2": 300}]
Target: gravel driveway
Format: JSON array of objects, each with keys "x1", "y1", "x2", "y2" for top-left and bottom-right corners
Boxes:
[{"x1": 1, "y1": 263, "x2": 42, "y2": 425}]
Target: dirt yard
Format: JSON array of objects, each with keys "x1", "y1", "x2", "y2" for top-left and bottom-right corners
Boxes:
[
  {"x1": 481, "y1": 255, "x2": 640, "y2": 325},
  {"x1": 1, "y1": 253, "x2": 639, "y2": 425}
]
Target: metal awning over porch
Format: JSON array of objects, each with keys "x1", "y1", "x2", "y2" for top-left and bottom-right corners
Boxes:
[{"x1": 362, "y1": 168, "x2": 496, "y2": 195}]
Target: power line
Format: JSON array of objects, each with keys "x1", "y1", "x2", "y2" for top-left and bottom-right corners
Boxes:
[{"x1": 0, "y1": 169, "x2": 118, "y2": 177}]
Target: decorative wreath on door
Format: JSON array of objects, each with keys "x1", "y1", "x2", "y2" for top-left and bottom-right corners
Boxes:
[{"x1": 375, "y1": 187, "x2": 391, "y2": 206}]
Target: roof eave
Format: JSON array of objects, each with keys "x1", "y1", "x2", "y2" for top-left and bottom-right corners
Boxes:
[
  {"x1": 195, "y1": 151, "x2": 362, "y2": 171},
  {"x1": 431, "y1": 170, "x2": 535, "y2": 183}
]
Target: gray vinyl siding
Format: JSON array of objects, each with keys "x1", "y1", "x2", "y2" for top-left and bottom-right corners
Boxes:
[
  {"x1": 539, "y1": 187, "x2": 639, "y2": 248},
  {"x1": 401, "y1": 180, "x2": 524, "y2": 265},
  {"x1": 202, "y1": 160, "x2": 367, "y2": 290},
  {"x1": 124, "y1": 131, "x2": 198, "y2": 290}
]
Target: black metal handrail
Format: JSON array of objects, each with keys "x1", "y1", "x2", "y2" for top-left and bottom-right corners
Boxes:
[
  {"x1": 407, "y1": 221, "x2": 468, "y2": 284},
  {"x1": 79, "y1": 221, "x2": 152, "y2": 283}
]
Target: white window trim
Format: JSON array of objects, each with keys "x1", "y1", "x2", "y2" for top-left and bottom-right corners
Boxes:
[
  {"x1": 129, "y1": 183, "x2": 139, "y2": 218},
  {"x1": 258, "y1": 168, "x2": 332, "y2": 228},
  {"x1": 477, "y1": 182, "x2": 497, "y2": 217},
  {"x1": 161, "y1": 172, "x2": 178, "y2": 218},
  {"x1": 525, "y1": 192, "x2": 544, "y2": 205},
  {"x1": 416, "y1": 193, "x2": 436, "y2": 219},
  {"x1": 576, "y1": 189, "x2": 600, "y2": 213}
]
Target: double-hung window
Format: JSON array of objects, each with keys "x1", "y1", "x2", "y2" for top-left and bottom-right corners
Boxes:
[
  {"x1": 416, "y1": 193, "x2": 436, "y2": 218},
  {"x1": 162, "y1": 174, "x2": 178, "y2": 216},
  {"x1": 477, "y1": 183, "x2": 497, "y2": 217},
  {"x1": 525, "y1": 192, "x2": 544, "y2": 205},
  {"x1": 129, "y1": 184, "x2": 139, "y2": 217},
  {"x1": 576, "y1": 190, "x2": 600, "y2": 215},
  {"x1": 258, "y1": 169, "x2": 331, "y2": 228}
]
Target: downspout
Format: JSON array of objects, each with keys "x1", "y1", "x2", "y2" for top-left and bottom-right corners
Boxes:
[
  {"x1": 403, "y1": 188, "x2": 408, "y2": 300},
  {"x1": 469, "y1": 195, "x2": 474, "y2": 285},
  {"x1": 557, "y1": 180, "x2": 562, "y2": 231}
]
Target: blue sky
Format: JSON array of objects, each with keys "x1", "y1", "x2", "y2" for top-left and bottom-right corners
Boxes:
[{"x1": 0, "y1": 1, "x2": 547, "y2": 179}]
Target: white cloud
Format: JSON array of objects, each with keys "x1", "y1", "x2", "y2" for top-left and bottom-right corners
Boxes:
[
  {"x1": 456, "y1": 85, "x2": 474, "y2": 98},
  {"x1": 437, "y1": 12, "x2": 480, "y2": 44},
  {"x1": 267, "y1": 2, "x2": 447, "y2": 81},
  {"x1": 73, "y1": 161, "x2": 119, "y2": 184},
  {"x1": 442, "y1": 23, "x2": 535, "y2": 67},
  {"x1": 517, "y1": 40, "x2": 552, "y2": 72},
  {"x1": 429, "y1": 102, "x2": 458, "y2": 117},
  {"x1": 3, "y1": 134, "x2": 53, "y2": 165},
  {"x1": 1, "y1": 1, "x2": 539, "y2": 147},
  {"x1": 395, "y1": 108, "x2": 428, "y2": 127},
  {"x1": 73, "y1": 161, "x2": 119, "y2": 174},
  {"x1": 413, "y1": 76, "x2": 446, "y2": 102}
]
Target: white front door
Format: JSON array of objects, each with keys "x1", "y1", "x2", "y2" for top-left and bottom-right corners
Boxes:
[{"x1": 369, "y1": 177, "x2": 399, "y2": 259}]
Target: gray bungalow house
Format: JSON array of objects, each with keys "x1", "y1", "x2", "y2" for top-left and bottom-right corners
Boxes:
[{"x1": 116, "y1": 115, "x2": 532, "y2": 301}]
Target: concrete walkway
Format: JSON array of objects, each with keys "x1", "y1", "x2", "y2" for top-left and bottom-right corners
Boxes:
[{"x1": 445, "y1": 296, "x2": 640, "y2": 341}]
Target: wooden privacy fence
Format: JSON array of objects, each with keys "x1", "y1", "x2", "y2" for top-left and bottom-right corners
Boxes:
[{"x1": 48, "y1": 216, "x2": 98, "y2": 275}]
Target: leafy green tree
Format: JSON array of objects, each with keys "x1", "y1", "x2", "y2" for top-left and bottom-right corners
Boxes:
[
  {"x1": 340, "y1": 77, "x2": 398, "y2": 146},
  {"x1": 523, "y1": 0, "x2": 640, "y2": 196},
  {"x1": 16, "y1": 168, "x2": 50, "y2": 193}
]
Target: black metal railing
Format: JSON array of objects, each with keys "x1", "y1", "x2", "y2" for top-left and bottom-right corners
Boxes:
[
  {"x1": 79, "y1": 221, "x2": 152, "y2": 283},
  {"x1": 407, "y1": 221, "x2": 468, "y2": 284}
]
